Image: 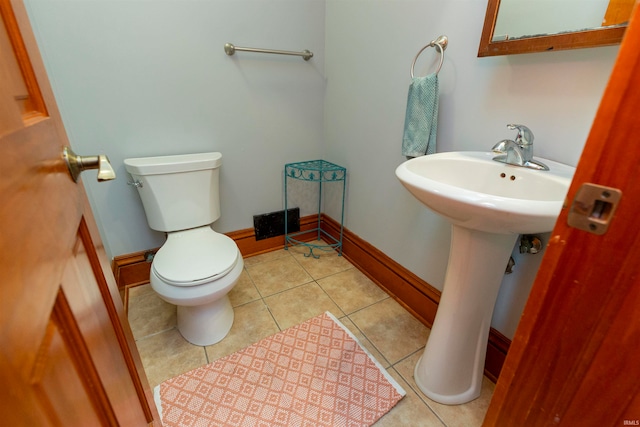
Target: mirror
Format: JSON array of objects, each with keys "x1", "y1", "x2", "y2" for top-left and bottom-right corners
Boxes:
[{"x1": 478, "y1": 0, "x2": 631, "y2": 57}]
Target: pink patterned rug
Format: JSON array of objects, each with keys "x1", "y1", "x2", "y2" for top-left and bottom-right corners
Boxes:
[{"x1": 156, "y1": 312, "x2": 405, "y2": 427}]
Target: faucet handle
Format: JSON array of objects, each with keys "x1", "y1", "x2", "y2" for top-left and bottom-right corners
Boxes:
[
  {"x1": 507, "y1": 124, "x2": 534, "y2": 146},
  {"x1": 491, "y1": 139, "x2": 513, "y2": 154}
]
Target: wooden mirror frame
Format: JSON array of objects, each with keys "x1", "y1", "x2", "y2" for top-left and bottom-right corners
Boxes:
[{"x1": 478, "y1": 0, "x2": 627, "y2": 57}]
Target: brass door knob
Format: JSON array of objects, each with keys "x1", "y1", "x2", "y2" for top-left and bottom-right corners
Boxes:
[{"x1": 63, "y1": 146, "x2": 116, "y2": 182}]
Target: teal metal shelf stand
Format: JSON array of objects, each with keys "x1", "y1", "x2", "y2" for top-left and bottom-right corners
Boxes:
[{"x1": 284, "y1": 160, "x2": 346, "y2": 258}]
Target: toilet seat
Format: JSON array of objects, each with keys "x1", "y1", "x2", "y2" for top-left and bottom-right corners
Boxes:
[{"x1": 152, "y1": 227, "x2": 239, "y2": 286}]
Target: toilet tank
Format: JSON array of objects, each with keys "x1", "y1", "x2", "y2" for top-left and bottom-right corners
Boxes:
[{"x1": 124, "y1": 152, "x2": 222, "y2": 232}]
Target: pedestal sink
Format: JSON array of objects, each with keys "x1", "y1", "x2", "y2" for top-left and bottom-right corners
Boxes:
[{"x1": 395, "y1": 151, "x2": 574, "y2": 404}]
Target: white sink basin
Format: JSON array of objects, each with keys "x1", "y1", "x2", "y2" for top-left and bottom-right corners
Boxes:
[
  {"x1": 395, "y1": 151, "x2": 575, "y2": 234},
  {"x1": 394, "y1": 151, "x2": 575, "y2": 405}
]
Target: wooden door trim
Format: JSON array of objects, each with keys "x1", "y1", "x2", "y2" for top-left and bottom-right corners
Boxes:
[
  {"x1": 81, "y1": 211, "x2": 158, "y2": 423},
  {"x1": 0, "y1": 1, "x2": 47, "y2": 122},
  {"x1": 50, "y1": 289, "x2": 120, "y2": 425}
]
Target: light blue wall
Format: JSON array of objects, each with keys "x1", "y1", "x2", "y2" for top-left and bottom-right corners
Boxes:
[
  {"x1": 323, "y1": 0, "x2": 618, "y2": 338},
  {"x1": 26, "y1": 0, "x2": 618, "y2": 339},
  {"x1": 25, "y1": 0, "x2": 326, "y2": 257}
]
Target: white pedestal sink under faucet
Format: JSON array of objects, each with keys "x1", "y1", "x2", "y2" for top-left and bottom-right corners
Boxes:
[{"x1": 395, "y1": 151, "x2": 575, "y2": 405}]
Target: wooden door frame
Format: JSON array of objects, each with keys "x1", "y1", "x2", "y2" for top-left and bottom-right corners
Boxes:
[{"x1": 484, "y1": 3, "x2": 640, "y2": 425}]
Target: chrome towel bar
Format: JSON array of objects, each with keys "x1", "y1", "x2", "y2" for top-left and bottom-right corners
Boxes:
[
  {"x1": 410, "y1": 35, "x2": 448, "y2": 78},
  {"x1": 224, "y1": 43, "x2": 313, "y2": 61}
]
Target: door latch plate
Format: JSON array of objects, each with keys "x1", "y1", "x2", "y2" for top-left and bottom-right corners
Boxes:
[{"x1": 567, "y1": 183, "x2": 622, "y2": 235}]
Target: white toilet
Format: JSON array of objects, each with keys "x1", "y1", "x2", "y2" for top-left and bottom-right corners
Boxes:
[{"x1": 124, "y1": 152, "x2": 243, "y2": 346}]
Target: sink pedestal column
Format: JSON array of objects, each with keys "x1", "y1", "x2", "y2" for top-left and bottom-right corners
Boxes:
[{"x1": 414, "y1": 224, "x2": 518, "y2": 405}]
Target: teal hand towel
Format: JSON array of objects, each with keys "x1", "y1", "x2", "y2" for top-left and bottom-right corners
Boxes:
[{"x1": 402, "y1": 73, "x2": 439, "y2": 157}]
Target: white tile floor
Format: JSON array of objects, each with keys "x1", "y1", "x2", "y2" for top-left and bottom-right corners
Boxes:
[{"x1": 127, "y1": 245, "x2": 494, "y2": 426}]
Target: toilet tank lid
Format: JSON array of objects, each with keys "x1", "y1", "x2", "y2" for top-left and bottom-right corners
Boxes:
[
  {"x1": 124, "y1": 152, "x2": 222, "y2": 176},
  {"x1": 152, "y1": 228, "x2": 238, "y2": 286}
]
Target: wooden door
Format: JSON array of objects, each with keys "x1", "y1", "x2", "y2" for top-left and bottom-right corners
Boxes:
[
  {"x1": 484, "y1": 3, "x2": 640, "y2": 426},
  {"x1": 0, "y1": 1, "x2": 159, "y2": 425}
]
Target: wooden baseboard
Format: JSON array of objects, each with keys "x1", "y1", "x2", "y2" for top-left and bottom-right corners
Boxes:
[
  {"x1": 319, "y1": 214, "x2": 440, "y2": 328},
  {"x1": 112, "y1": 250, "x2": 154, "y2": 289},
  {"x1": 112, "y1": 213, "x2": 510, "y2": 380},
  {"x1": 111, "y1": 215, "x2": 322, "y2": 290},
  {"x1": 228, "y1": 214, "x2": 320, "y2": 258},
  {"x1": 485, "y1": 327, "x2": 511, "y2": 383}
]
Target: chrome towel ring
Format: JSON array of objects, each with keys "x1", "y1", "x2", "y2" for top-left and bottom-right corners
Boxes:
[{"x1": 410, "y1": 35, "x2": 448, "y2": 78}]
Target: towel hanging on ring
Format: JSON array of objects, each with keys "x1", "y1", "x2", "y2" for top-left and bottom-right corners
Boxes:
[
  {"x1": 402, "y1": 73, "x2": 439, "y2": 157},
  {"x1": 402, "y1": 36, "x2": 447, "y2": 157}
]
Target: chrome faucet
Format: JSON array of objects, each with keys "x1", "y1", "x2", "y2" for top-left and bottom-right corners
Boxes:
[{"x1": 491, "y1": 124, "x2": 549, "y2": 171}]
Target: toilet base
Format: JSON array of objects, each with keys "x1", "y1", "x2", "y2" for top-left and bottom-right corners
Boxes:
[{"x1": 176, "y1": 295, "x2": 234, "y2": 346}]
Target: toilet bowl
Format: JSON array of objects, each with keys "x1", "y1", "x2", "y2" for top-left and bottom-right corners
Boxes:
[
  {"x1": 150, "y1": 227, "x2": 244, "y2": 345},
  {"x1": 124, "y1": 152, "x2": 242, "y2": 346}
]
